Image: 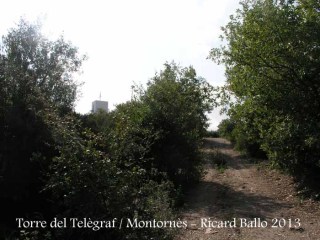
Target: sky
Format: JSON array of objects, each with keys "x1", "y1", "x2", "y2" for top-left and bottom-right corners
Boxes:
[{"x1": 0, "y1": 0, "x2": 241, "y2": 130}]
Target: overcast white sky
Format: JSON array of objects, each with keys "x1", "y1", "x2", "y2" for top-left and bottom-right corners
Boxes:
[{"x1": 0, "y1": 0, "x2": 241, "y2": 130}]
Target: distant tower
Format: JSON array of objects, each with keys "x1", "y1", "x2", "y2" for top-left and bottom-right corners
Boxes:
[
  {"x1": 92, "y1": 93, "x2": 108, "y2": 113},
  {"x1": 92, "y1": 100, "x2": 108, "y2": 113}
]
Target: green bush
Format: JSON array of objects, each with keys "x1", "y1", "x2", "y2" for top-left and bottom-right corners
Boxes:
[
  {"x1": 211, "y1": 0, "x2": 320, "y2": 189},
  {"x1": 217, "y1": 119, "x2": 235, "y2": 142},
  {"x1": 0, "y1": 19, "x2": 85, "y2": 234},
  {"x1": 140, "y1": 62, "x2": 214, "y2": 188},
  {"x1": 45, "y1": 62, "x2": 214, "y2": 239},
  {"x1": 205, "y1": 130, "x2": 220, "y2": 138},
  {"x1": 0, "y1": 19, "x2": 215, "y2": 239}
]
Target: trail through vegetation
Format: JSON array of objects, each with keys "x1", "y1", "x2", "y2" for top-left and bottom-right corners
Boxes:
[{"x1": 176, "y1": 138, "x2": 320, "y2": 240}]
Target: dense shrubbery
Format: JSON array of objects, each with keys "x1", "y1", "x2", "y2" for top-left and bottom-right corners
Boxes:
[
  {"x1": 217, "y1": 119, "x2": 235, "y2": 142},
  {"x1": 0, "y1": 20, "x2": 214, "y2": 239},
  {"x1": 205, "y1": 130, "x2": 219, "y2": 138},
  {"x1": 218, "y1": 107, "x2": 267, "y2": 158},
  {"x1": 46, "y1": 114, "x2": 176, "y2": 239},
  {"x1": 0, "y1": 20, "x2": 85, "y2": 237},
  {"x1": 140, "y1": 64, "x2": 214, "y2": 187},
  {"x1": 212, "y1": 0, "x2": 320, "y2": 186}
]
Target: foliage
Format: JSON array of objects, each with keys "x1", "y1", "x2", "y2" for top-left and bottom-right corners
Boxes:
[
  {"x1": 217, "y1": 118, "x2": 236, "y2": 142},
  {"x1": 208, "y1": 149, "x2": 228, "y2": 173},
  {"x1": 1, "y1": 19, "x2": 215, "y2": 239},
  {"x1": 91, "y1": 62, "x2": 215, "y2": 194},
  {"x1": 45, "y1": 114, "x2": 175, "y2": 239},
  {"x1": 211, "y1": 0, "x2": 320, "y2": 178},
  {"x1": 49, "y1": 62, "x2": 215, "y2": 239},
  {"x1": 80, "y1": 109, "x2": 113, "y2": 133},
  {"x1": 0, "y1": 19, "x2": 85, "y2": 229},
  {"x1": 219, "y1": 104, "x2": 267, "y2": 158},
  {"x1": 205, "y1": 130, "x2": 220, "y2": 138},
  {"x1": 141, "y1": 62, "x2": 215, "y2": 187}
]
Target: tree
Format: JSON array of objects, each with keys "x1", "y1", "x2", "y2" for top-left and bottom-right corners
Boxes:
[
  {"x1": 141, "y1": 62, "x2": 215, "y2": 186},
  {"x1": 44, "y1": 61, "x2": 215, "y2": 239},
  {"x1": 0, "y1": 19, "x2": 215, "y2": 239},
  {"x1": 2, "y1": 19, "x2": 85, "y2": 112},
  {"x1": 0, "y1": 19, "x2": 85, "y2": 227},
  {"x1": 82, "y1": 62, "x2": 215, "y2": 215},
  {"x1": 210, "y1": 0, "x2": 320, "y2": 178}
]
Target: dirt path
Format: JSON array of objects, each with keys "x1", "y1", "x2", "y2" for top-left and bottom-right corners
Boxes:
[{"x1": 176, "y1": 138, "x2": 320, "y2": 240}]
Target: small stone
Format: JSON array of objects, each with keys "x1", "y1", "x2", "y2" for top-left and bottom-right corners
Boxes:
[
  {"x1": 289, "y1": 227, "x2": 304, "y2": 232},
  {"x1": 205, "y1": 228, "x2": 218, "y2": 234},
  {"x1": 187, "y1": 223, "x2": 199, "y2": 230}
]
